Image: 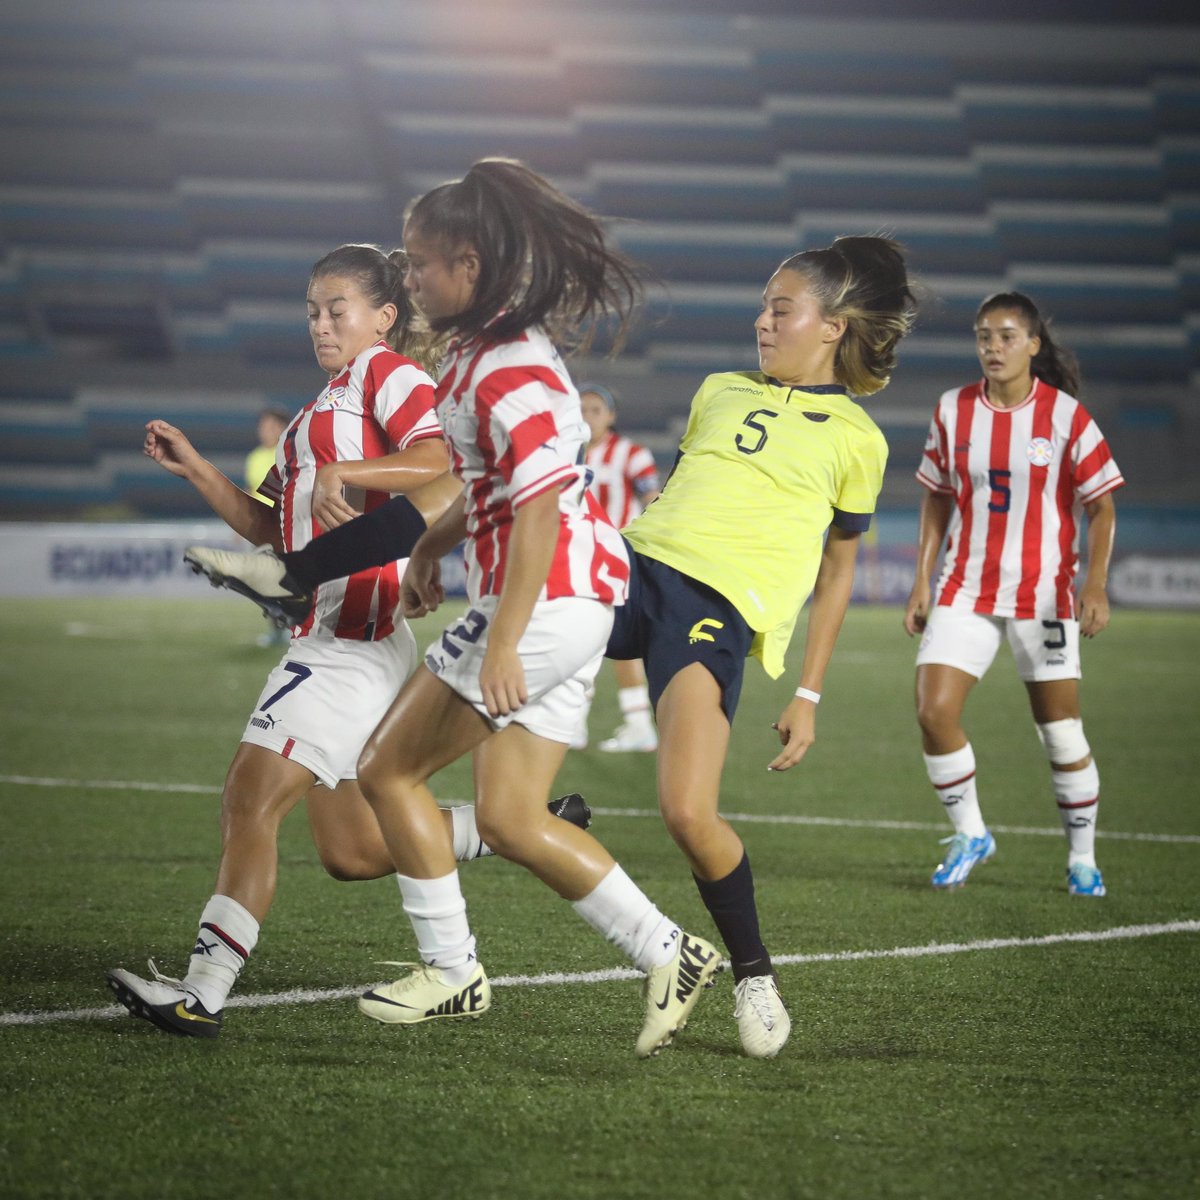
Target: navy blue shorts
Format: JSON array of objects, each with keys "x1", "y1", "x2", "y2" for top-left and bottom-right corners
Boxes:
[{"x1": 608, "y1": 546, "x2": 754, "y2": 723}]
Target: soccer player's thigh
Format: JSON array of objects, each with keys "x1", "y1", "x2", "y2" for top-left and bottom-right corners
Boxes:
[
  {"x1": 472, "y1": 597, "x2": 610, "y2": 818},
  {"x1": 1008, "y1": 618, "x2": 1082, "y2": 722},
  {"x1": 916, "y1": 608, "x2": 1006, "y2": 680},
  {"x1": 914, "y1": 609, "x2": 1004, "y2": 731}
]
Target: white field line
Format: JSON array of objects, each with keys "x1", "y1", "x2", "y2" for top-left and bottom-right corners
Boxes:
[
  {"x1": 2, "y1": 775, "x2": 1198, "y2": 845},
  {"x1": 3, "y1": 920, "x2": 1197, "y2": 1029}
]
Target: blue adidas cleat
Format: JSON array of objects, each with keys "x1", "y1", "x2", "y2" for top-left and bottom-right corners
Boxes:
[
  {"x1": 1067, "y1": 862, "x2": 1107, "y2": 897},
  {"x1": 930, "y1": 831, "x2": 996, "y2": 889}
]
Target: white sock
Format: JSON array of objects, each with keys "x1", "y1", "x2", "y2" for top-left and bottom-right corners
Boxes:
[
  {"x1": 1052, "y1": 761, "x2": 1100, "y2": 867},
  {"x1": 183, "y1": 894, "x2": 260, "y2": 1013},
  {"x1": 924, "y1": 744, "x2": 987, "y2": 838},
  {"x1": 617, "y1": 685, "x2": 654, "y2": 735},
  {"x1": 572, "y1": 864, "x2": 679, "y2": 973},
  {"x1": 450, "y1": 805, "x2": 494, "y2": 861},
  {"x1": 396, "y1": 871, "x2": 477, "y2": 984}
]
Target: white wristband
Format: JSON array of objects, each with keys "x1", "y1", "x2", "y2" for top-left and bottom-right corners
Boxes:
[{"x1": 793, "y1": 686, "x2": 821, "y2": 704}]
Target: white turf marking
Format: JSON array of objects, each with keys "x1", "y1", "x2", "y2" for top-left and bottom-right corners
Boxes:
[
  {"x1": 3, "y1": 920, "x2": 1197, "y2": 1029},
  {"x1": 2, "y1": 776, "x2": 1199, "y2": 845}
]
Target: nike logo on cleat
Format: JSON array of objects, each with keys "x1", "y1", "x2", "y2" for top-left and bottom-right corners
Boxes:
[
  {"x1": 423, "y1": 978, "x2": 487, "y2": 1018},
  {"x1": 173, "y1": 1001, "x2": 218, "y2": 1025}
]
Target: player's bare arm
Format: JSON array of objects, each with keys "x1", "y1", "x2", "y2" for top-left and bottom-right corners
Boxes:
[
  {"x1": 401, "y1": 484, "x2": 470, "y2": 618},
  {"x1": 311, "y1": 440, "x2": 450, "y2": 532},
  {"x1": 904, "y1": 490, "x2": 953, "y2": 635},
  {"x1": 769, "y1": 525, "x2": 861, "y2": 772},
  {"x1": 144, "y1": 419, "x2": 279, "y2": 549},
  {"x1": 1078, "y1": 492, "x2": 1117, "y2": 638},
  {"x1": 479, "y1": 487, "x2": 561, "y2": 718}
]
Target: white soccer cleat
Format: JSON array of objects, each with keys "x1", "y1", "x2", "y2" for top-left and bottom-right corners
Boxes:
[
  {"x1": 106, "y1": 960, "x2": 222, "y2": 1038},
  {"x1": 184, "y1": 545, "x2": 313, "y2": 629},
  {"x1": 636, "y1": 931, "x2": 722, "y2": 1058},
  {"x1": 598, "y1": 721, "x2": 658, "y2": 753},
  {"x1": 733, "y1": 974, "x2": 790, "y2": 1059},
  {"x1": 359, "y1": 962, "x2": 491, "y2": 1025}
]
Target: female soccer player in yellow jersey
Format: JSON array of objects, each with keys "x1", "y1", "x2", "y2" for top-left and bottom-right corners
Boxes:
[
  {"x1": 606, "y1": 237, "x2": 916, "y2": 1056},
  {"x1": 187, "y1": 235, "x2": 917, "y2": 1059}
]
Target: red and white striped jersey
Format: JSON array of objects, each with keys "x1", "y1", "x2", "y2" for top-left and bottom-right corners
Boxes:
[
  {"x1": 916, "y1": 378, "x2": 1124, "y2": 619},
  {"x1": 585, "y1": 431, "x2": 660, "y2": 529},
  {"x1": 260, "y1": 341, "x2": 441, "y2": 640},
  {"x1": 436, "y1": 325, "x2": 630, "y2": 605}
]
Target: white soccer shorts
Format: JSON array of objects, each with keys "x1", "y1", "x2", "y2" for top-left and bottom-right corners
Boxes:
[
  {"x1": 423, "y1": 594, "x2": 611, "y2": 744},
  {"x1": 916, "y1": 606, "x2": 1081, "y2": 682},
  {"x1": 241, "y1": 624, "x2": 418, "y2": 788}
]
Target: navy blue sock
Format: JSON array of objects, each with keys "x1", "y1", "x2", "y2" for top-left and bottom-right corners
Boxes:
[
  {"x1": 693, "y1": 852, "x2": 772, "y2": 982},
  {"x1": 281, "y1": 495, "x2": 427, "y2": 589}
]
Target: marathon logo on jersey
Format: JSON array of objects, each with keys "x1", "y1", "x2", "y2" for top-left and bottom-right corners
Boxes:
[
  {"x1": 1026, "y1": 437, "x2": 1055, "y2": 467},
  {"x1": 802, "y1": 412, "x2": 830, "y2": 423},
  {"x1": 314, "y1": 385, "x2": 349, "y2": 413}
]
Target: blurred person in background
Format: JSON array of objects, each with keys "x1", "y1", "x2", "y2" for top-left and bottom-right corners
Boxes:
[
  {"x1": 572, "y1": 381, "x2": 660, "y2": 753},
  {"x1": 903, "y1": 292, "x2": 1123, "y2": 897}
]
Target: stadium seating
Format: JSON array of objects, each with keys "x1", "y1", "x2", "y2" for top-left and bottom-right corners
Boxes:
[{"x1": 0, "y1": 0, "x2": 1197, "y2": 514}]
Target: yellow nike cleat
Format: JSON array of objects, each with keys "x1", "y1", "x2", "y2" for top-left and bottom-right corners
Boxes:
[
  {"x1": 359, "y1": 962, "x2": 491, "y2": 1025},
  {"x1": 635, "y1": 932, "x2": 722, "y2": 1059},
  {"x1": 106, "y1": 961, "x2": 223, "y2": 1039}
]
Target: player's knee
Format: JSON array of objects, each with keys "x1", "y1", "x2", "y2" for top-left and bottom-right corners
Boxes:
[
  {"x1": 1036, "y1": 717, "x2": 1090, "y2": 768},
  {"x1": 659, "y1": 799, "x2": 717, "y2": 851},
  {"x1": 355, "y1": 740, "x2": 388, "y2": 806},
  {"x1": 914, "y1": 692, "x2": 959, "y2": 740},
  {"x1": 219, "y1": 784, "x2": 288, "y2": 831},
  {"x1": 316, "y1": 850, "x2": 374, "y2": 882}
]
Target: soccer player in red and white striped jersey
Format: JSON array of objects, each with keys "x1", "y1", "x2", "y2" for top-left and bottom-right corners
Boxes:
[
  {"x1": 353, "y1": 160, "x2": 721, "y2": 1057},
  {"x1": 904, "y1": 292, "x2": 1123, "y2": 897},
  {"x1": 576, "y1": 382, "x2": 660, "y2": 752},
  {"x1": 258, "y1": 339, "x2": 441, "y2": 642},
  {"x1": 108, "y1": 246, "x2": 513, "y2": 1038}
]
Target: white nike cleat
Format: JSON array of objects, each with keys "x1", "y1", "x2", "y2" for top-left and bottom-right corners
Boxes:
[
  {"x1": 183, "y1": 545, "x2": 313, "y2": 629},
  {"x1": 106, "y1": 960, "x2": 222, "y2": 1039},
  {"x1": 359, "y1": 962, "x2": 491, "y2": 1025},
  {"x1": 733, "y1": 974, "x2": 790, "y2": 1059},
  {"x1": 636, "y1": 932, "x2": 722, "y2": 1058}
]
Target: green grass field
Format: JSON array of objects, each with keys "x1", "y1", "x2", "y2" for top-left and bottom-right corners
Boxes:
[{"x1": 1, "y1": 597, "x2": 1197, "y2": 1200}]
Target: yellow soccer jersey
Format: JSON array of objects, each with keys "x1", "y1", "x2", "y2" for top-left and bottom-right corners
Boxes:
[{"x1": 623, "y1": 371, "x2": 887, "y2": 678}]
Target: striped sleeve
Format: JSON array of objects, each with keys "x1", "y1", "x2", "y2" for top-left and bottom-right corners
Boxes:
[
  {"x1": 626, "y1": 442, "x2": 660, "y2": 494},
  {"x1": 258, "y1": 463, "x2": 284, "y2": 504},
  {"x1": 915, "y1": 396, "x2": 954, "y2": 493},
  {"x1": 1069, "y1": 404, "x2": 1125, "y2": 504},
  {"x1": 364, "y1": 353, "x2": 441, "y2": 449},
  {"x1": 479, "y1": 365, "x2": 578, "y2": 508}
]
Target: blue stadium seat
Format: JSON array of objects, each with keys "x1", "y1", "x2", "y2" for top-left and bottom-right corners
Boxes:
[
  {"x1": 976, "y1": 146, "x2": 1164, "y2": 204},
  {"x1": 993, "y1": 201, "x2": 1174, "y2": 265},
  {"x1": 382, "y1": 112, "x2": 584, "y2": 175},
  {"x1": 769, "y1": 95, "x2": 968, "y2": 157},
  {"x1": 579, "y1": 105, "x2": 773, "y2": 166},
  {"x1": 960, "y1": 84, "x2": 1157, "y2": 146},
  {"x1": 784, "y1": 153, "x2": 984, "y2": 214}
]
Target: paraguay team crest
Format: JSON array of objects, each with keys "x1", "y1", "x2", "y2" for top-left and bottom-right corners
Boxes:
[
  {"x1": 1026, "y1": 437, "x2": 1055, "y2": 467},
  {"x1": 314, "y1": 385, "x2": 349, "y2": 413}
]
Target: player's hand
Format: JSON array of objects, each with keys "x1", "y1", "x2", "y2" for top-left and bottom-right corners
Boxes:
[
  {"x1": 479, "y1": 643, "x2": 527, "y2": 718},
  {"x1": 312, "y1": 464, "x2": 361, "y2": 532},
  {"x1": 1076, "y1": 581, "x2": 1111, "y2": 638},
  {"x1": 143, "y1": 420, "x2": 201, "y2": 479},
  {"x1": 767, "y1": 697, "x2": 817, "y2": 772},
  {"x1": 903, "y1": 581, "x2": 932, "y2": 636},
  {"x1": 401, "y1": 550, "x2": 444, "y2": 617}
]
